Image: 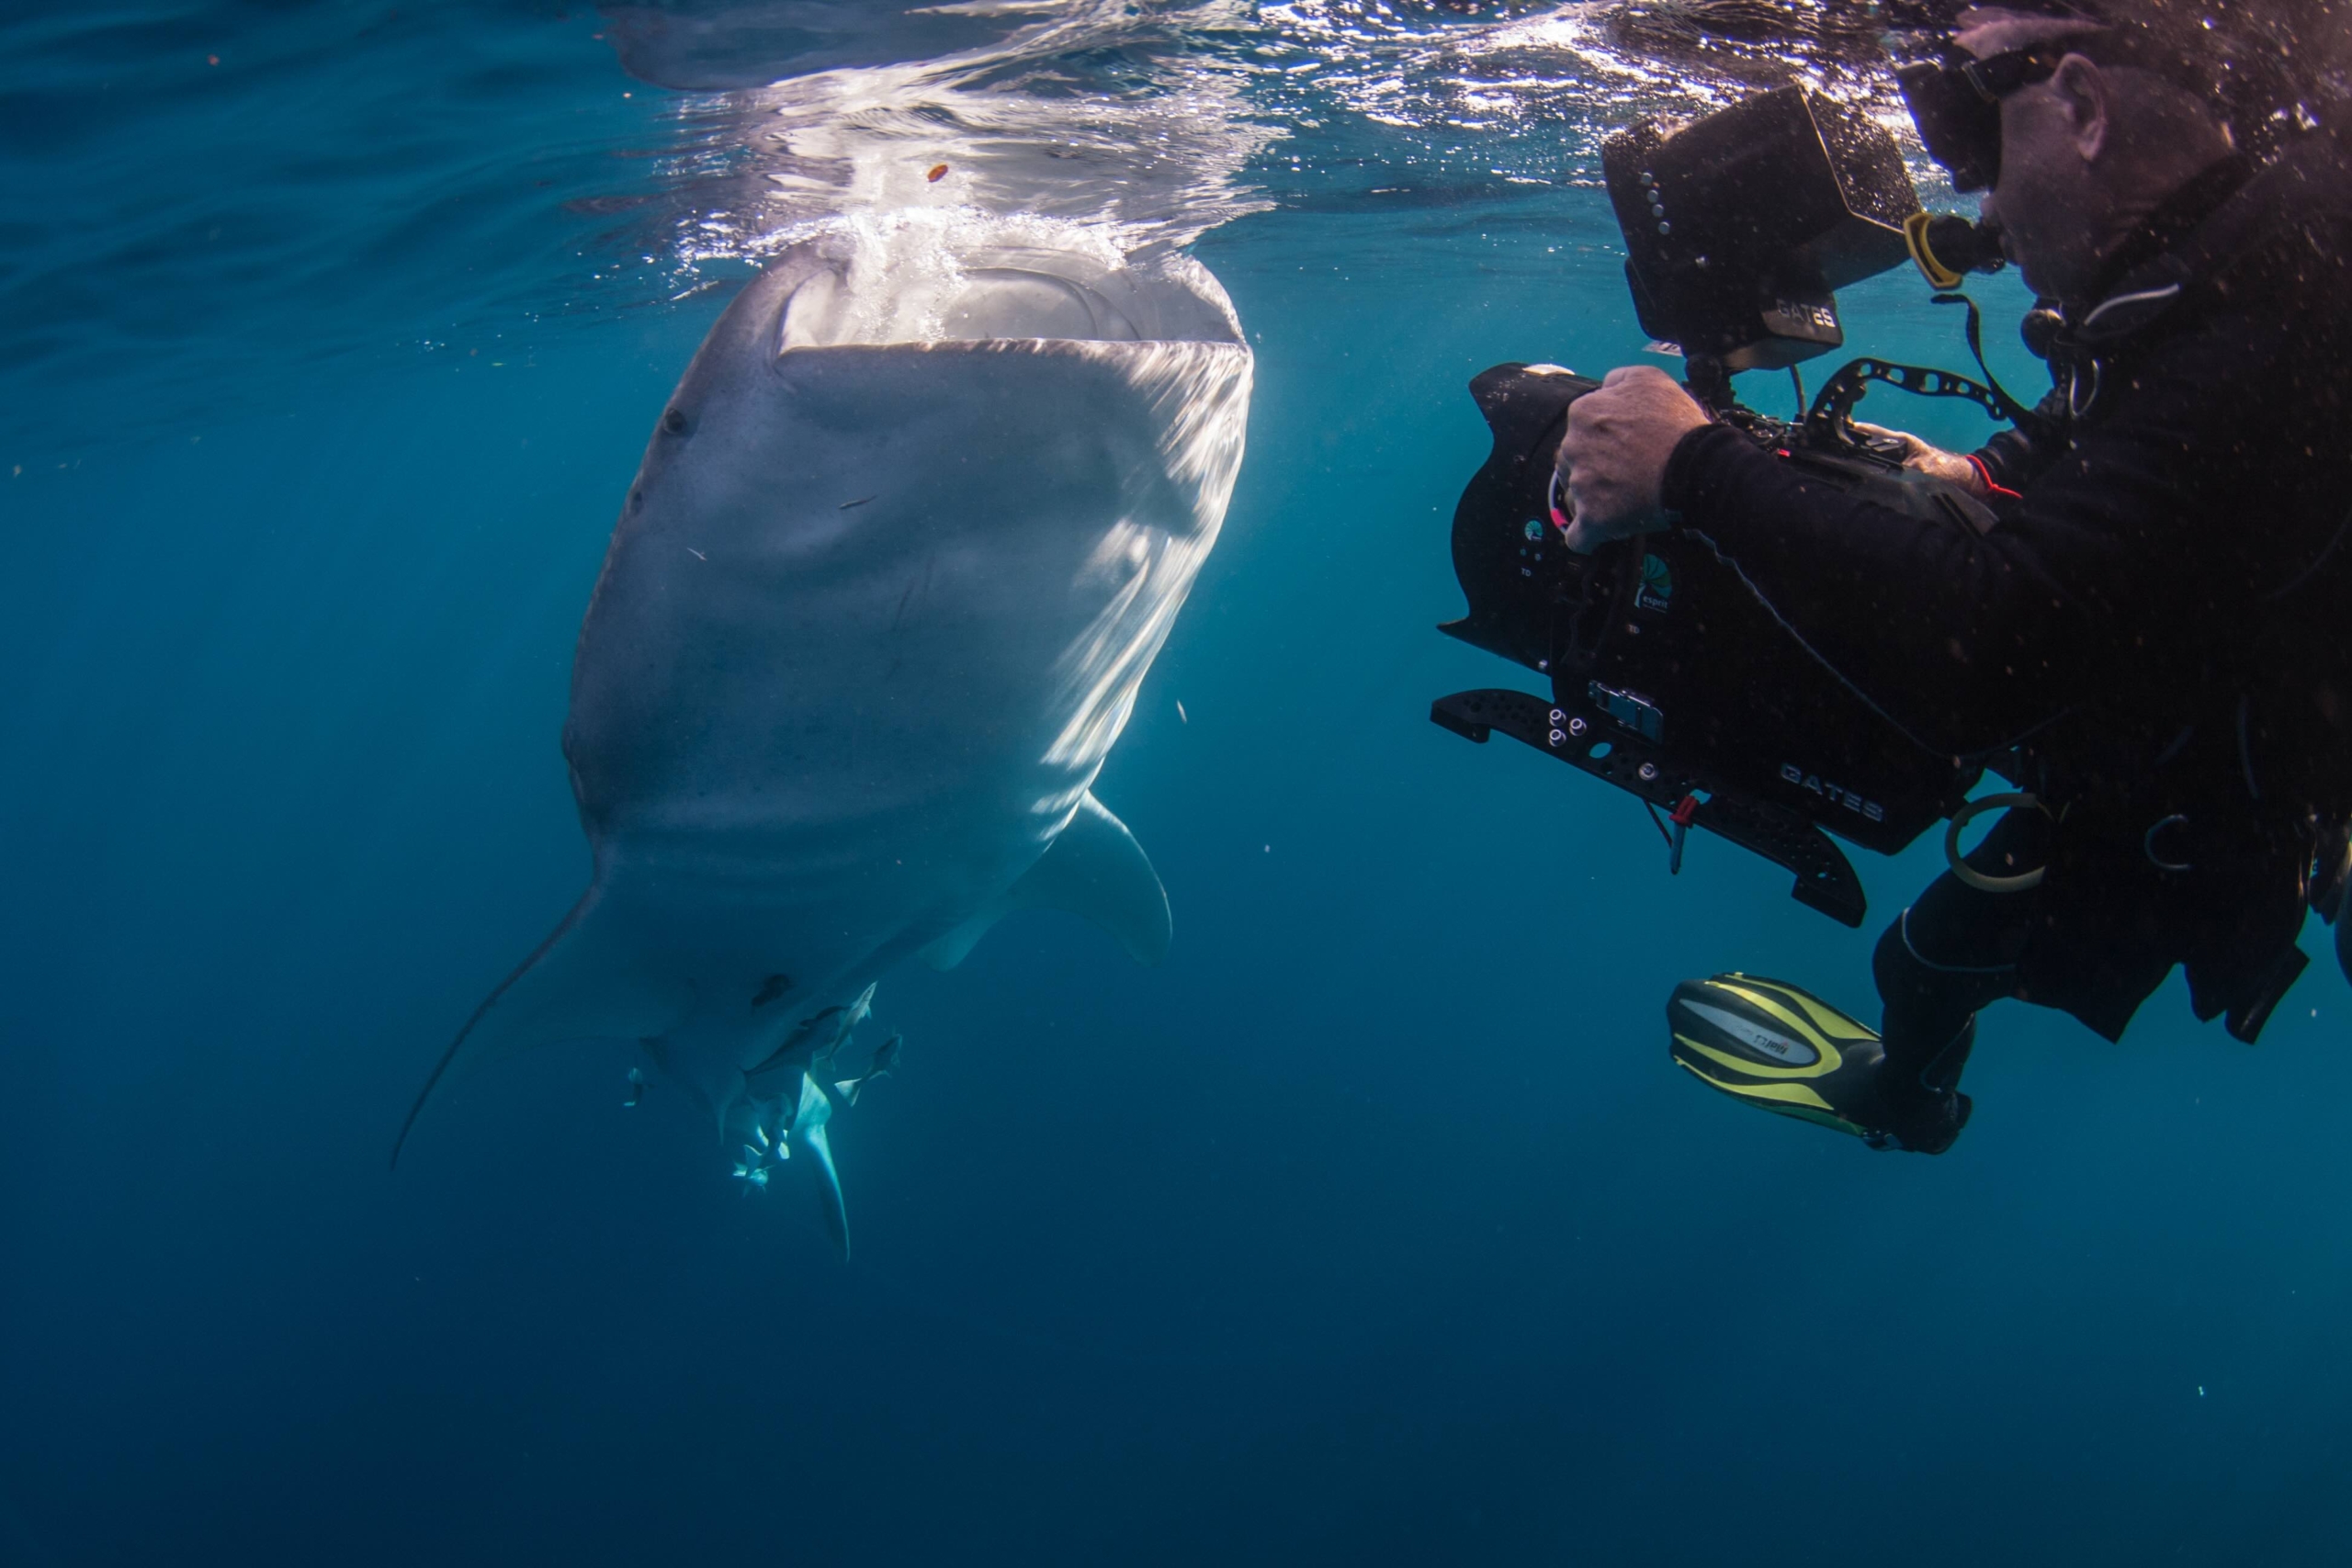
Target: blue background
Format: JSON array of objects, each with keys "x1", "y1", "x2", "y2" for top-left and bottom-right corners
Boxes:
[{"x1": 6, "y1": 7, "x2": 2351, "y2": 1564}]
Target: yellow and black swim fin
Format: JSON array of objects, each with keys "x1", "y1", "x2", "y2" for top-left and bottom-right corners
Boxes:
[{"x1": 1666, "y1": 974, "x2": 1968, "y2": 1153}]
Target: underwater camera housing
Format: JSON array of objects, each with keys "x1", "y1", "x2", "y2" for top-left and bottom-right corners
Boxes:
[{"x1": 1432, "y1": 86, "x2": 2004, "y2": 927}]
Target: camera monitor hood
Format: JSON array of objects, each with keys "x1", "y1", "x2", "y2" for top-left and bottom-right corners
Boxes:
[{"x1": 1603, "y1": 86, "x2": 1921, "y2": 375}]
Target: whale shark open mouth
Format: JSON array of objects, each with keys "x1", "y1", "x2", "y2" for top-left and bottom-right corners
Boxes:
[
  {"x1": 780, "y1": 249, "x2": 1142, "y2": 346},
  {"x1": 770, "y1": 214, "x2": 1246, "y2": 352}
]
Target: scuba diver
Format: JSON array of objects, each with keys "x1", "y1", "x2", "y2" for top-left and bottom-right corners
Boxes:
[{"x1": 1557, "y1": 0, "x2": 2352, "y2": 1153}]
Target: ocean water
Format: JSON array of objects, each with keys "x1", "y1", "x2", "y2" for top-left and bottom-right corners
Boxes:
[{"x1": 6, "y1": 5, "x2": 2352, "y2": 1564}]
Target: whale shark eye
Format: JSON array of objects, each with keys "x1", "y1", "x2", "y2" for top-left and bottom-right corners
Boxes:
[{"x1": 662, "y1": 407, "x2": 689, "y2": 435}]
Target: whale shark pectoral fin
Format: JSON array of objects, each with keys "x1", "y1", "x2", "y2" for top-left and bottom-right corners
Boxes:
[
  {"x1": 389, "y1": 887, "x2": 692, "y2": 1168},
  {"x1": 1018, "y1": 791, "x2": 1172, "y2": 964},
  {"x1": 918, "y1": 793, "x2": 1170, "y2": 970},
  {"x1": 793, "y1": 1073, "x2": 850, "y2": 1260}
]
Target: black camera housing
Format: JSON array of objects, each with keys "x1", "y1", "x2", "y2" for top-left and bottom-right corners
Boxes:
[
  {"x1": 1435, "y1": 362, "x2": 1983, "y2": 924},
  {"x1": 1432, "y1": 88, "x2": 1991, "y2": 927}
]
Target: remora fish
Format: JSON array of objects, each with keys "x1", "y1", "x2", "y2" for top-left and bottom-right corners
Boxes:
[
  {"x1": 391, "y1": 218, "x2": 1252, "y2": 1253},
  {"x1": 836, "y1": 1032, "x2": 902, "y2": 1106}
]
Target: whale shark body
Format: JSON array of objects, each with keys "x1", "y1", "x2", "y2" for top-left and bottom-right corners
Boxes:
[{"x1": 394, "y1": 217, "x2": 1253, "y2": 1253}]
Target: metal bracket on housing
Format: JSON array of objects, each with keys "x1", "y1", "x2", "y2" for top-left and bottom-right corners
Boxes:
[
  {"x1": 1588, "y1": 680, "x2": 1665, "y2": 743},
  {"x1": 1430, "y1": 686, "x2": 1867, "y2": 928}
]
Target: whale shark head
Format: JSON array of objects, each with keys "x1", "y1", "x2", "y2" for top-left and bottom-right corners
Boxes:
[{"x1": 565, "y1": 214, "x2": 1250, "y2": 885}]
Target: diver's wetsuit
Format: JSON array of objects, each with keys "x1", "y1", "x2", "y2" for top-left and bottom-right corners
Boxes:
[{"x1": 1657, "y1": 138, "x2": 2352, "y2": 1141}]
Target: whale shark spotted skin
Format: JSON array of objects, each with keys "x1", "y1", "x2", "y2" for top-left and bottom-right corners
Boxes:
[{"x1": 393, "y1": 217, "x2": 1253, "y2": 1252}]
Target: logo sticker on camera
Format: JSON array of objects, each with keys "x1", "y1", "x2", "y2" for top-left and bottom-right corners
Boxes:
[{"x1": 1635, "y1": 552, "x2": 1674, "y2": 614}]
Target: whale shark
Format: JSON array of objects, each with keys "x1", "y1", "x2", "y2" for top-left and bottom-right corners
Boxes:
[{"x1": 392, "y1": 215, "x2": 1253, "y2": 1255}]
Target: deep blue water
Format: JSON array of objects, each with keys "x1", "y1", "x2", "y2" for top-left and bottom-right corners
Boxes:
[{"x1": 7, "y1": 6, "x2": 2352, "y2": 1564}]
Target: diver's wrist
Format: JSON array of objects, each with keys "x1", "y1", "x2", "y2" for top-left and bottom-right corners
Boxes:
[{"x1": 1658, "y1": 421, "x2": 1736, "y2": 521}]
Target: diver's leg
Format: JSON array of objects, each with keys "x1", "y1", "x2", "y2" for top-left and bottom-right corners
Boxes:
[
  {"x1": 1865, "y1": 810, "x2": 2045, "y2": 1149},
  {"x1": 1870, "y1": 910, "x2": 2005, "y2": 1147},
  {"x1": 1662, "y1": 816, "x2": 2042, "y2": 1154},
  {"x1": 1873, "y1": 901, "x2": 2017, "y2": 1088}
]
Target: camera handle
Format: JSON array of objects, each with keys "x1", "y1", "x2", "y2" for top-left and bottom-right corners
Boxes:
[
  {"x1": 1801, "y1": 355, "x2": 2010, "y2": 455},
  {"x1": 1694, "y1": 295, "x2": 2046, "y2": 451},
  {"x1": 1689, "y1": 295, "x2": 2036, "y2": 452}
]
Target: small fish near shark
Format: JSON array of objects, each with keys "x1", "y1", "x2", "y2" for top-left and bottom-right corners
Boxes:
[
  {"x1": 835, "y1": 1032, "x2": 901, "y2": 1107},
  {"x1": 390, "y1": 213, "x2": 1252, "y2": 1258}
]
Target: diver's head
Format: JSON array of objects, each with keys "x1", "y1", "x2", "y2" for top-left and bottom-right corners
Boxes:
[{"x1": 1901, "y1": 2, "x2": 2320, "y2": 299}]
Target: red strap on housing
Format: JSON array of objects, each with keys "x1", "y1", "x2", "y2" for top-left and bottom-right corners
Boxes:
[{"x1": 1669, "y1": 793, "x2": 1702, "y2": 827}]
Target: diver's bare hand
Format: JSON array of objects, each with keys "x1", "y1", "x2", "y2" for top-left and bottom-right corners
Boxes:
[
  {"x1": 1555, "y1": 366, "x2": 1710, "y2": 553},
  {"x1": 1851, "y1": 422, "x2": 1992, "y2": 499}
]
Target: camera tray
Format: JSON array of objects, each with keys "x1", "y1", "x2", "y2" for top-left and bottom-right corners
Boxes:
[{"x1": 1431, "y1": 686, "x2": 1870, "y2": 925}]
